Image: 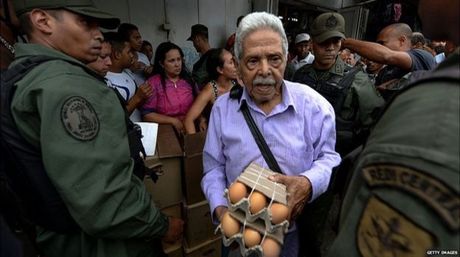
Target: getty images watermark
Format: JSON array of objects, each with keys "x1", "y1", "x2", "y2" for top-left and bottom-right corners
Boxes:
[{"x1": 426, "y1": 250, "x2": 459, "y2": 256}]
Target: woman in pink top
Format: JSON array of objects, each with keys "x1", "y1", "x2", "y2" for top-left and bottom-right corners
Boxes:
[{"x1": 142, "y1": 42, "x2": 196, "y2": 133}]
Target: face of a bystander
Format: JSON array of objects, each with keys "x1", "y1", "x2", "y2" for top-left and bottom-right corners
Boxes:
[
  {"x1": 162, "y1": 48, "x2": 182, "y2": 79},
  {"x1": 87, "y1": 41, "x2": 112, "y2": 76},
  {"x1": 128, "y1": 29, "x2": 142, "y2": 51},
  {"x1": 239, "y1": 28, "x2": 286, "y2": 106},
  {"x1": 295, "y1": 41, "x2": 311, "y2": 60},
  {"x1": 218, "y1": 50, "x2": 238, "y2": 80}
]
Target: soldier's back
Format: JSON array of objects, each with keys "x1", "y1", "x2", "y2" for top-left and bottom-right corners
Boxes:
[{"x1": 327, "y1": 52, "x2": 460, "y2": 257}]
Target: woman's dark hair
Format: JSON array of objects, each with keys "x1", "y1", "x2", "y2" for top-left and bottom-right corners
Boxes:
[
  {"x1": 206, "y1": 48, "x2": 227, "y2": 82},
  {"x1": 153, "y1": 41, "x2": 196, "y2": 95}
]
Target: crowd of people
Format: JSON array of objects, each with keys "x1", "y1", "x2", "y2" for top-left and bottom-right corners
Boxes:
[{"x1": 0, "y1": 0, "x2": 458, "y2": 257}]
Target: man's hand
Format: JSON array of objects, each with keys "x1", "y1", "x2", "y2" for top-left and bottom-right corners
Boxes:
[
  {"x1": 136, "y1": 83, "x2": 153, "y2": 101},
  {"x1": 170, "y1": 118, "x2": 184, "y2": 135},
  {"x1": 214, "y1": 206, "x2": 228, "y2": 222},
  {"x1": 162, "y1": 217, "x2": 184, "y2": 243},
  {"x1": 268, "y1": 174, "x2": 312, "y2": 222}
]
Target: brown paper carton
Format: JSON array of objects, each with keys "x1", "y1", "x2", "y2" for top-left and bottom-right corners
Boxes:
[
  {"x1": 184, "y1": 200, "x2": 220, "y2": 248},
  {"x1": 183, "y1": 131, "x2": 207, "y2": 205}
]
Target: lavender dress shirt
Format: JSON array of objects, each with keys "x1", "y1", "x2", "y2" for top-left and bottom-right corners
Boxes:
[{"x1": 201, "y1": 80, "x2": 341, "y2": 219}]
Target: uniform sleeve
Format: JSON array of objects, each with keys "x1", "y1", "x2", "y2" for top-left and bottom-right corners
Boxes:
[
  {"x1": 201, "y1": 104, "x2": 228, "y2": 224},
  {"x1": 352, "y1": 72, "x2": 385, "y2": 126},
  {"x1": 12, "y1": 72, "x2": 168, "y2": 239}
]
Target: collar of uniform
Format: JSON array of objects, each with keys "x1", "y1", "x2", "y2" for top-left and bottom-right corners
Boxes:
[
  {"x1": 13, "y1": 43, "x2": 87, "y2": 68},
  {"x1": 239, "y1": 80, "x2": 297, "y2": 115},
  {"x1": 328, "y1": 56, "x2": 346, "y2": 76}
]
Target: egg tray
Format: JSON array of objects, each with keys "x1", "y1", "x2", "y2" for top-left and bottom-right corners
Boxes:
[
  {"x1": 224, "y1": 162, "x2": 290, "y2": 233},
  {"x1": 216, "y1": 209, "x2": 284, "y2": 257}
]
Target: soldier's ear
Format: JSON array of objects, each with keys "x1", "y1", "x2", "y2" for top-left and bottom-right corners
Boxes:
[{"x1": 29, "y1": 9, "x2": 53, "y2": 35}]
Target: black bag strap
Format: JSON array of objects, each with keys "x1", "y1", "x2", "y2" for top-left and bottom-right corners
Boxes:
[{"x1": 230, "y1": 85, "x2": 282, "y2": 173}]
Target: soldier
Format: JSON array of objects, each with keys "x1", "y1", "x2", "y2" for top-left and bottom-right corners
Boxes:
[
  {"x1": 292, "y1": 12, "x2": 384, "y2": 157},
  {"x1": 292, "y1": 12, "x2": 385, "y2": 257},
  {"x1": 2, "y1": 1, "x2": 183, "y2": 257},
  {"x1": 327, "y1": 0, "x2": 459, "y2": 256}
]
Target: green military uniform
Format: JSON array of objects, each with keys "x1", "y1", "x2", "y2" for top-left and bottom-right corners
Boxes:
[
  {"x1": 11, "y1": 43, "x2": 168, "y2": 257},
  {"x1": 327, "y1": 52, "x2": 460, "y2": 256},
  {"x1": 295, "y1": 57, "x2": 384, "y2": 127},
  {"x1": 293, "y1": 57, "x2": 384, "y2": 155}
]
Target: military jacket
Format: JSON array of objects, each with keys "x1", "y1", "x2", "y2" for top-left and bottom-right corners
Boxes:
[
  {"x1": 10, "y1": 44, "x2": 168, "y2": 257},
  {"x1": 327, "y1": 53, "x2": 460, "y2": 256},
  {"x1": 293, "y1": 57, "x2": 384, "y2": 128}
]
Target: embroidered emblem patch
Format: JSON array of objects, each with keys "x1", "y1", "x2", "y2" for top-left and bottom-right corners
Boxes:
[
  {"x1": 357, "y1": 196, "x2": 435, "y2": 257},
  {"x1": 61, "y1": 96, "x2": 99, "y2": 141},
  {"x1": 363, "y1": 164, "x2": 459, "y2": 231},
  {"x1": 326, "y1": 15, "x2": 338, "y2": 29}
]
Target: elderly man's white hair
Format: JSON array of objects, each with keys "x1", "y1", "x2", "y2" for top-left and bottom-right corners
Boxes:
[{"x1": 234, "y1": 12, "x2": 288, "y2": 62}]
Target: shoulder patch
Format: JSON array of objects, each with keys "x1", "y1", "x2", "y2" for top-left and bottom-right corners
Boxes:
[
  {"x1": 363, "y1": 164, "x2": 459, "y2": 231},
  {"x1": 357, "y1": 196, "x2": 435, "y2": 257},
  {"x1": 61, "y1": 96, "x2": 100, "y2": 141}
]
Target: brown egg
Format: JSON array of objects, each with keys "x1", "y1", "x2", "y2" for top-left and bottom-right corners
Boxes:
[
  {"x1": 221, "y1": 212, "x2": 240, "y2": 238},
  {"x1": 243, "y1": 227, "x2": 261, "y2": 248},
  {"x1": 270, "y1": 203, "x2": 289, "y2": 224},
  {"x1": 249, "y1": 191, "x2": 267, "y2": 214},
  {"x1": 228, "y1": 182, "x2": 248, "y2": 204},
  {"x1": 261, "y1": 237, "x2": 281, "y2": 257}
]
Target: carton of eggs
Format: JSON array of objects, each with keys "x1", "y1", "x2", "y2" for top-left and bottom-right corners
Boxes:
[{"x1": 217, "y1": 162, "x2": 290, "y2": 257}]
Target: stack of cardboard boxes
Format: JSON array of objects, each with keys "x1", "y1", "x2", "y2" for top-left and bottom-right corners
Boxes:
[{"x1": 143, "y1": 125, "x2": 220, "y2": 257}]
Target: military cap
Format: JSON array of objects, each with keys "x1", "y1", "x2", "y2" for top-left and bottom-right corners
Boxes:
[
  {"x1": 14, "y1": 0, "x2": 120, "y2": 29},
  {"x1": 310, "y1": 12, "x2": 346, "y2": 43},
  {"x1": 187, "y1": 24, "x2": 208, "y2": 41}
]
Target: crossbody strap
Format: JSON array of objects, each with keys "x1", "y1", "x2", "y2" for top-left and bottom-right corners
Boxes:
[{"x1": 240, "y1": 101, "x2": 282, "y2": 173}]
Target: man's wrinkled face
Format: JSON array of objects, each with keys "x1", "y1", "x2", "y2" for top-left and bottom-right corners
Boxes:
[{"x1": 239, "y1": 28, "x2": 286, "y2": 105}]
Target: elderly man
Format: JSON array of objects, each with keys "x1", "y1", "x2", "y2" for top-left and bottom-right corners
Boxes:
[
  {"x1": 327, "y1": 0, "x2": 459, "y2": 256},
  {"x1": 201, "y1": 12, "x2": 341, "y2": 257},
  {"x1": 1, "y1": 1, "x2": 183, "y2": 257}
]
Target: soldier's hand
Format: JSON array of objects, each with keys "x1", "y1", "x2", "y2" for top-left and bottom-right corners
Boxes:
[
  {"x1": 268, "y1": 174, "x2": 311, "y2": 222},
  {"x1": 162, "y1": 217, "x2": 184, "y2": 243}
]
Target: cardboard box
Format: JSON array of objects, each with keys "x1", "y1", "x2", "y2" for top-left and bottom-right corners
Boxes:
[
  {"x1": 182, "y1": 132, "x2": 207, "y2": 205},
  {"x1": 184, "y1": 237, "x2": 222, "y2": 257},
  {"x1": 184, "y1": 200, "x2": 219, "y2": 248},
  {"x1": 144, "y1": 125, "x2": 183, "y2": 209},
  {"x1": 163, "y1": 240, "x2": 183, "y2": 257},
  {"x1": 161, "y1": 202, "x2": 183, "y2": 219}
]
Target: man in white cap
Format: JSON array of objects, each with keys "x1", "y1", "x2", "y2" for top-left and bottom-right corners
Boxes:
[{"x1": 291, "y1": 33, "x2": 315, "y2": 71}]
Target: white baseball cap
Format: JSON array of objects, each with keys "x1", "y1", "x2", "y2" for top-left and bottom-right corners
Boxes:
[{"x1": 295, "y1": 33, "x2": 311, "y2": 44}]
